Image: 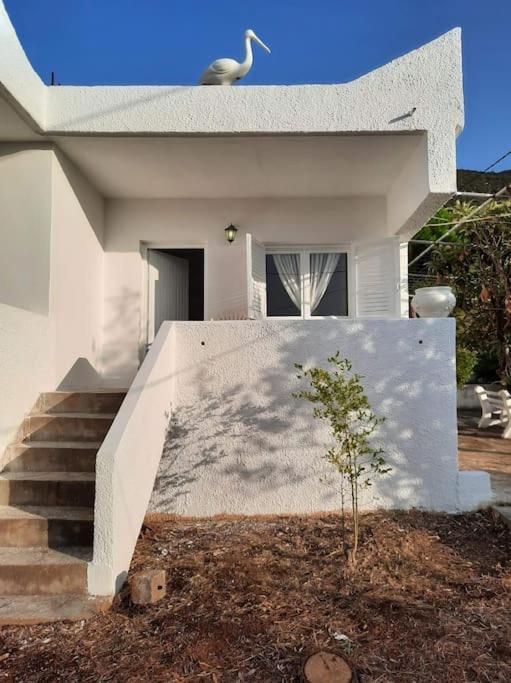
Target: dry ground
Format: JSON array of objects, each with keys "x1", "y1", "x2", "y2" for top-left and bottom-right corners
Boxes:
[{"x1": 0, "y1": 511, "x2": 510, "y2": 682}]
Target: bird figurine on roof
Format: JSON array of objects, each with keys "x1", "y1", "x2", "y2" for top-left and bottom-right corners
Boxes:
[{"x1": 199, "y1": 29, "x2": 271, "y2": 85}]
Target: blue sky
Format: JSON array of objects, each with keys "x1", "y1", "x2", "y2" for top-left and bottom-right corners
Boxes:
[{"x1": 5, "y1": 0, "x2": 510, "y2": 171}]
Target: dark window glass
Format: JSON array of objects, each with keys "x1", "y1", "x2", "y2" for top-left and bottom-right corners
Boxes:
[
  {"x1": 310, "y1": 253, "x2": 348, "y2": 316},
  {"x1": 266, "y1": 254, "x2": 301, "y2": 317}
]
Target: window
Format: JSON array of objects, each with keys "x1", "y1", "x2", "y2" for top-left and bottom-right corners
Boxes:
[
  {"x1": 266, "y1": 249, "x2": 349, "y2": 318},
  {"x1": 309, "y1": 252, "x2": 348, "y2": 316},
  {"x1": 266, "y1": 254, "x2": 301, "y2": 317}
]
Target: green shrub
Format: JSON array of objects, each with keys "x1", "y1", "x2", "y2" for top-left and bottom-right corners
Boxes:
[
  {"x1": 293, "y1": 352, "x2": 389, "y2": 567},
  {"x1": 456, "y1": 346, "x2": 477, "y2": 389}
]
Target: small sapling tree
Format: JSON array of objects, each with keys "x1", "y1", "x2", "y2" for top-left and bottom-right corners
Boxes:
[{"x1": 294, "y1": 352, "x2": 389, "y2": 566}]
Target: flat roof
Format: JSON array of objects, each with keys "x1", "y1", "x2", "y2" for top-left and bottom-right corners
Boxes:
[{"x1": 0, "y1": 0, "x2": 462, "y2": 141}]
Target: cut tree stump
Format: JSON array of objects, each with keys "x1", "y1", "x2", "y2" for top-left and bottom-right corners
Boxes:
[{"x1": 303, "y1": 651, "x2": 353, "y2": 683}]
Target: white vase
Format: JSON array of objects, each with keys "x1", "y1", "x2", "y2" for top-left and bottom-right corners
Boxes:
[{"x1": 411, "y1": 286, "x2": 456, "y2": 318}]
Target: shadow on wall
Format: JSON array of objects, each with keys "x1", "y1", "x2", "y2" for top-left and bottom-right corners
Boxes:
[
  {"x1": 149, "y1": 383, "x2": 307, "y2": 511},
  {"x1": 56, "y1": 357, "x2": 104, "y2": 391},
  {"x1": 149, "y1": 319, "x2": 458, "y2": 514},
  {"x1": 53, "y1": 148, "x2": 104, "y2": 248},
  {"x1": 100, "y1": 287, "x2": 142, "y2": 386}
]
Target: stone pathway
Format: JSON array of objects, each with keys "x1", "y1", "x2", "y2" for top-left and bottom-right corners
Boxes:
[{"x1": 458, "y1": 411, "x2": 511, "y2": 504}]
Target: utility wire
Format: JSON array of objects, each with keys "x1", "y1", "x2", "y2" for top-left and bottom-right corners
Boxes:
[
  {"x1": 409, "y1": 184, "x2": 511, "y2": 268},
  {"x1": 423, "y1": 212, "x2": 511, "y2": 229},
  {"x1": 409, "y1": 148, "x2": 511, "y2": 276}
]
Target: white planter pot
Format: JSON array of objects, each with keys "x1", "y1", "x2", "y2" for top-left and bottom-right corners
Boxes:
[{"x1": 411, "y1": 286, "x2": 456, "y2": 318}]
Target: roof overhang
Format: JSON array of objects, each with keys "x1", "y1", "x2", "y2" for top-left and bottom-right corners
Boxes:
[
  {"x1": 53, "y1": 133, "x2": 425, "y2": 200},
  {"x1": 0, "y1": 1, "x2": 464, "y2": 237}
]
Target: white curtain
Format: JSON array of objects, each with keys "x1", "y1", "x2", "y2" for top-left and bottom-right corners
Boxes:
[
  {"x1": 273, "y1": 254, "x2": 301, "y2": 310},
  {"x1": 310, "y1": 253, "x2": 339, "y2": 313}
]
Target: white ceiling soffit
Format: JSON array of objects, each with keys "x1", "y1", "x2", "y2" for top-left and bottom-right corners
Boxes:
[{"x1": 56, "y1": 133, "x2": 426, "y2": 199}]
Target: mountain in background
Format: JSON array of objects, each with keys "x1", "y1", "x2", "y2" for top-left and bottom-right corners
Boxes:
[{"x1": 457, "y1": 169, "x2": 511, "y2": 194}]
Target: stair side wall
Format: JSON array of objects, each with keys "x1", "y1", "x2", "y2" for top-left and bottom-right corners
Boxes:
[{"x1": 89, "y1": 322, "x2": 176, "y2": 596}]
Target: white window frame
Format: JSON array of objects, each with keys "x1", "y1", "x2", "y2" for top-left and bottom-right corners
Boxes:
[{"x1": 265, "y1": 244, "x2": 353, "y2": 319}]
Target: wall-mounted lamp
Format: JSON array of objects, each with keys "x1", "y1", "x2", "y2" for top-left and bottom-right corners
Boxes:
[{"x1": 225, "y1": 224, "x2": 238, "y2": 245}]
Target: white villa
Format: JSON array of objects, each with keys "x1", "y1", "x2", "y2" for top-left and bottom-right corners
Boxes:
[{"x1": 0, "y1": 2, "x2": 492, "y2": 621}]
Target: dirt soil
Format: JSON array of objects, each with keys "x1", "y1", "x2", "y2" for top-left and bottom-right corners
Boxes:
[{"x1": 1, "y1": 510, "x2": 510, "y2": 682}]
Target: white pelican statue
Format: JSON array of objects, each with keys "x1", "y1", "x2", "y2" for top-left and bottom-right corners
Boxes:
[{"x1": 199, "y1": 29, "x2": 271, "y2": 85}]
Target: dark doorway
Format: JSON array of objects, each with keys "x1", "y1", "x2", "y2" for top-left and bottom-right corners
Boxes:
[{"x1": 159, "y1": 248, "x2": 204, "y2": 320}]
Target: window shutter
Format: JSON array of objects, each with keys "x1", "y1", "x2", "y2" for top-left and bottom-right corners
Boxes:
[
  {"x1": 246, "y1": 233, "x2": 267, "y2": 319},
  {"x1": 354, "y1": 238, "x2": 400, "y2": 318}
]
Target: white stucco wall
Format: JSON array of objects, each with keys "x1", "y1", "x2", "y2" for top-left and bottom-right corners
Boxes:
[
  {"x1": 102, "y1": 196, "x2": 386, "y2": 385},
  {"x1": 387, "y1": 133, "x2": 436, "y2": 238},
  {"x1": 148, "y1": 320, "x2": 490, "y2": 516},
  {"x1": 0, "y1": 2, "x2": 46, "y2": 131},
  {"x1": 0, "y1": 144, "x2": 106, "y2": 456},
  {"x1": 0, "y1": 145, "x2": 52, "y2": 315},
  {"x1": 0, "y1": 146, "x2": 54, "y2": 455},
  {"x1": 0, "y1": 304, "x2": 55, "y2": 462},
  {"x1": 50, "y1": 151, "x2": 105, "y2": 389},
  {"x1": 90, "y1": 322, "x2": 176, "y2": 595}
]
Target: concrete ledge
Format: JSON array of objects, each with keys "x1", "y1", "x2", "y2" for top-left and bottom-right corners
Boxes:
[
  {"x1": 457, "y1": 470, "x2": 493, "y2": 511},
  {"x1": 492, "y1": 505, "x2": 511, "y2": 529}
]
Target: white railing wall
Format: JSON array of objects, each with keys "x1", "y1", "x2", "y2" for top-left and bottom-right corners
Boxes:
[
  {"x1": 88, "y1": 322, "x2": 176, "y2": 596},
  {"x1": 152, "y1": 320, "x2": 491, "y2": 518}
]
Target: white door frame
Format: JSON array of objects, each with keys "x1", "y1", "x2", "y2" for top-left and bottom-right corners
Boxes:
[{"x1": 139, "y1": 242, "x2": 208, "y2": 358}]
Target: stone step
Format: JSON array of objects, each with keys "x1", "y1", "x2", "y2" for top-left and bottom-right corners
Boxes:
[
  {"x1": 0, "y1": 506, "x2": 93, "y2": 547},
  {"x1": 21, "y1": 413, "x2": 115, "y2": 443},
  {"x1": 0, "y1": 546, "x2": 91, "y2": 595},
  {"x1": 0, "y1": 594, "x2": 111, "y2": 625},
  {"x1": 35, "y1": 391, "x2": 126, "y2": 416},
  {"x1": 3, "y1": 442, "x2": 99, "y2": 473},
  {"x1": 0, "y1": 472, "x2": 95, "y2": 507}
]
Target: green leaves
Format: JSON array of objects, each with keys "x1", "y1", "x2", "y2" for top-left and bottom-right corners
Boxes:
[
  {"x1": 456, "y1": 347, "x2": 477, "y2": 389},
  {"x1": 427, "y1": 200, "x2": 511, "y2": 384},
  {"x1": 293, "y1": 353, "x2": 389, "y2": 566}
]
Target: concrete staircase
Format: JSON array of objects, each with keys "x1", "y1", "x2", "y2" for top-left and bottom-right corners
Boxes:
[{"x1": 0, "y1": 390, "x2": 126, "y2": 624}]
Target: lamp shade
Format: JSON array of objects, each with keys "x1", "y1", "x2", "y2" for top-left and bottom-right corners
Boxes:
[{"x1": 225, "y1": 224, "x2": 238, "y2": 244}]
